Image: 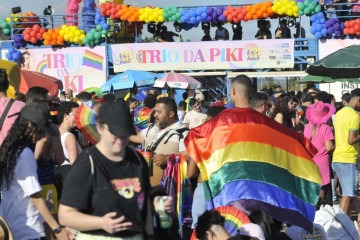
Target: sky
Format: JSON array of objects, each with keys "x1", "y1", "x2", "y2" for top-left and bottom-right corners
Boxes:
[{"x1": 0, "y1": 0, "x2": 310, "y2": 41}]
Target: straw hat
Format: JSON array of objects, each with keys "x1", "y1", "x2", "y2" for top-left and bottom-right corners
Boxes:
[{"x1": 306, "y1": 101, "x2": 335, "y2": 124}]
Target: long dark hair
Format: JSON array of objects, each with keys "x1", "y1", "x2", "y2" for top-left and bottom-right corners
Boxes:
[
  {"x1": 0, "y1": 117, "x2": 40, "y2": 189},
  {"x1": 271, "y1": 94, "x2": 294, "y2": 128}
]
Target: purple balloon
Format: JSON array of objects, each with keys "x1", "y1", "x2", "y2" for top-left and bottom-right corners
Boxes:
[
  {"x1": 327, "y1": 27, "x2": 334, "y2": 34},
  {"x1": 334, "y1": 30, "x2": 341, "y2": 35},
  {"x1": 206, "y1": 16, "x2": 212, "y2": 22},
  {"x1": 206, "y1": 7, "x2": 213, "y2": 14},
  {"x1": 216, "y1": 8, "x2": 223, "y2": 15},
  {"x1": 218, "y1": 15, "x2": 226, "y2": 22},
  {"x1": 13, "y1": 43, "x2": 21, "y2": 49},
  {"x1": 333, "y1": 23, "x2": 340, "y2": 30}
]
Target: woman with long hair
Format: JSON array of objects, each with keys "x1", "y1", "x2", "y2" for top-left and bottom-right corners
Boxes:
[
  {"x1": 0, "y1": 103, "x2": 69, "y2": 240},
  {"x1": 271, "y1": 94, "x2": 301, "y2": 130}
]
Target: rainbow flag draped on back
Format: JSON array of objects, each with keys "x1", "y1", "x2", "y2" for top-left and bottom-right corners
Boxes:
[
  {"x1": 133, "y1": 106, "x2": 153, "y2": 130},
  {"x1": 184, "y1": 108, "x2": 321, "y2": 232}
]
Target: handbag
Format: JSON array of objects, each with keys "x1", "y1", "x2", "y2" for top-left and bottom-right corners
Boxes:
[{"x1": 0, "y1": 216, "x2": 13, "y2": 240}]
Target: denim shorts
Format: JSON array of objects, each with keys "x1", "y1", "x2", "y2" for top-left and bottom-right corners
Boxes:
[{"x1": 332, "y1": 162, "x2": 358, "y2": 197}]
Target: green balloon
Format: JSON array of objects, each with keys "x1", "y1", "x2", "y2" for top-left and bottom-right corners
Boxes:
[
  {"x1": 101, "y1": 29, "x2": 108, "y2": 35},
  {"x1": 83, "y1": 37, "x2": 89, "y2": 44},
  {"x1": 3, "y1": 28, "x2": 10, "y2": 34},
  {"x1": 1, "y1": 22, "x2": 7, "y2": 28},
  {"x1": 86, "y1": 32, "x2": 94, "y2": 40},
  {"x1": 315, "y1": 5, "x2": 322, "y2": 13},
  {"x1": 304, "y1": 0, "x2": 310, "y2": 6},
  {"x1": 96, "y1": 24, "x2": 103, "y2": 31},
  {"x1": 90, "y1": 28, "x2": 97, "y2": 34},
  {"x1": 299, "y1": 10, "x2": 304, "y2": 16},
  {"x1": 297, "y1": 2, "x2": 305, "y2": 11},
  {"x1": 309, "y1": 2, "x2": 317, "y2": 10},
  {"x1": 94, "y1": 39, "x2": 100, "y2": 44},
  {"x1": 304, "y1": 7, "x2": 311, "y2": 15},
  {"x1": 94, "y1": 32, "x2": 101, "y2": 40}
]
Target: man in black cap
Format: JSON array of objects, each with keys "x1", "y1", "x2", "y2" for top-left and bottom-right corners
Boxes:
[{"x1": 59, "y1": 101, "x2": 173, "y2": 239}]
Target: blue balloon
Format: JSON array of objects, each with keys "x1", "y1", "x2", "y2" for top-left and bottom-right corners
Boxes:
[
  {"x1": 196, "y1": 16, "x2": 202, "y2": 23},
  {"x1": 310, "y1": 26, "x2": 317, "y2": 34},
  {"x1": 310, "y1": 15, "x2": 317, "y2": 22},
  {"x1": 8, "y1": 47, "x2": 15, "y2": 54},
  {"x1": 315, "y1": 24, "x2": 322, "y2": 31},
  {"x1": 201, "y1": 12, "x2": 207, "y2": 18},
  {"x1": 320, "y1": 18, "x2": 325, "y2": 24},
  {"x1": 5, "y1": 52, "x2": 12, "y2": 60},
  {"x1": 315, "y1": 31, "x2": 322, "y2": 39},
  {"x1": 102, "y1": 23, "x2": 110, "y2": 30},
  {"x1": 321, "y1": 28, "x2": 328, "y2": 35},
  {"x1": 196, "y1": 8, "x2": 202, "y2": 15}
]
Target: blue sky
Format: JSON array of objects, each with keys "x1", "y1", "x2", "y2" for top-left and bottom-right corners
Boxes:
[{"x1": 0, "y1": 0, "x2": 309, "y2": 40}]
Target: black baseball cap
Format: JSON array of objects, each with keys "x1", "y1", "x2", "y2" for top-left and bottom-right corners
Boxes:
[
  {"x1": 97, "y1": 101, "x2": 137, "y2": 137},
  {"x1": 20, "y1": 102, "x2": 58, "y2": 136}
]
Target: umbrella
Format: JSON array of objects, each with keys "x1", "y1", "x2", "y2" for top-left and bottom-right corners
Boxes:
[
  {"x1": 101, "y1": 70, "x2": 159, "y2": 92},
  {"x1": 301, "y1": 74, "x2": 360, "y2": 83},
  {"x1": 190, "y1": 206, "x2": 251, "y2": 239},
  {"x1": 307, "y1": 45, "x2": 360, "y2": 78},
  {"x1": 19, "y1": 70, "x2": 63, "y2": 98},
  {"x1": 154, "y1": 71, "x2": 202, "y2": 89},
  {"x1": 74, "y1": 104, "x2": 100, "y2": 145},
  {"x1": 83, "y1": 87, "x2": 104, "y2": 97}
]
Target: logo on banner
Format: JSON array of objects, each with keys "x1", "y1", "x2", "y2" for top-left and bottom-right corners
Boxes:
[{"x1": 114, "y1": 46, "x2": 134, "y2": 65}]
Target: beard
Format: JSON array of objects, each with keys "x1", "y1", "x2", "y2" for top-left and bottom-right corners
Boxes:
[{"x1": 156, "y1": 116, "x2": 171, "y2": 129}]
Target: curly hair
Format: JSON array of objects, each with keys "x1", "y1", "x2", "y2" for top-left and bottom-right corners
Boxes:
[
  {"x1": 270, "y1": 94, "x2": 294, "y2": 128},
  {"x1": 0, "y1": 117, "x2": 39, "y2": 189},
  {"x1": 57, "y1": 101, "x2": 79, "y2": 124},
  {"x1": 195, "y1": 210, "x2": 225, "y2": 239}
]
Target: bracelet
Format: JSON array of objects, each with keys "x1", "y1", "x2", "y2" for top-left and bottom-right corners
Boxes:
[{"x1": 53, "y1": 225, "x2": 63, "y2": 234}]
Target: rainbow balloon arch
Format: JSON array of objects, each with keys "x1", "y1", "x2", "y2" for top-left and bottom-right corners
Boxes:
[{"x1": 0, "y1": 0, "x2": 358, "y2": 63}]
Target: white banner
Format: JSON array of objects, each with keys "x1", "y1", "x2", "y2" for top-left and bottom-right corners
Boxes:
[{"x1": 111, "y1": 39, "x2": 294, "y2": 72}]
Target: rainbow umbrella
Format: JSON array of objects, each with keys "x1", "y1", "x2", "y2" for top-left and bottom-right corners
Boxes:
[
  {"x1": 74, "y1": 104, "x2": 100, "y2": 145},
  {"x1": 83, "y1": 87, "x2": 104, "y2": 98},
  {"x1": 190, "y1": 206, "x2": 251, "y2": 239}
]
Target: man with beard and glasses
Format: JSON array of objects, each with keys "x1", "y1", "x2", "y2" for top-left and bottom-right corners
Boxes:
[{"x1": 141, "y1": 97, "x2": 187, "y2": 187}]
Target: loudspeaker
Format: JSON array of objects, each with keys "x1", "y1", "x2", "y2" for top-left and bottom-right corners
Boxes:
[{"x1": 12, "y1": 7, "x2": 21, "y2": 14}]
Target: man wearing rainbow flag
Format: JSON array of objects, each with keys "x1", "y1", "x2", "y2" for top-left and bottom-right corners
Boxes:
[{"x1": 185, "y1": 75, "x2": 321, "y2": 233}]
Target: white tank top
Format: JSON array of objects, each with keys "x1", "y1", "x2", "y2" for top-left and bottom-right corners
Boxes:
[{"x1": 60, "y1": 132, "x2": 82, "y2": 165}]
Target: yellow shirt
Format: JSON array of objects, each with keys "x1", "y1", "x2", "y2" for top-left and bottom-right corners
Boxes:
[{"x1": 333, "y1": 107, "x2": 360, "y2": 164}]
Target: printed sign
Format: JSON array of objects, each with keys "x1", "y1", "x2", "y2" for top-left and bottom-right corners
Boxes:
[
  {"x1": 2, "y1": 46, "x2": 107, "y2": 93},
  {"x1": 111, "y1": 40, "x2": 295, "y2": 72}
]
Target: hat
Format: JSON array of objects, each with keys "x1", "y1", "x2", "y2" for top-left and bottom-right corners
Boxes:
[
  {"x1": 306, "y1": 101, "x2": 335, "y2": 124},
  {"x1": 238, "y1": 223, "x2": 266, "y2": 240},
  {"x1": 194, "y1": 90, "x2": 205, "y2": 101},
  {"x1": 97, "y1": 101, "x2": 136, "y2": 137},
  {"x1": 20, "y1": 103, "x2": 58, "y2": 136}
]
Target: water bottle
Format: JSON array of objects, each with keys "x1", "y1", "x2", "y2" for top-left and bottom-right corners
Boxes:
[{"x1": 157, "y1": 196, "x2": 172, "y2": 229}]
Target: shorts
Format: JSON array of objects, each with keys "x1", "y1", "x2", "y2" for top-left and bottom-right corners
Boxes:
[
  {"x1": 332, "y1": 163, "x2": 358, "y2": 197},
  {"x1": 191, "y1": 183, "x2": 206, "y2": 229}
]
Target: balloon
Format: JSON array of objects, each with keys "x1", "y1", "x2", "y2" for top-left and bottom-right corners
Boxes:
[{"x1": 315, "y1": 32, "x2": 322, "y2": 38}]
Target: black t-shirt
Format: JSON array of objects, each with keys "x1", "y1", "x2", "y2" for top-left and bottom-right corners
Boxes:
[{"x1": 60, "y1": 146, "x2": 150, "y2": 237}]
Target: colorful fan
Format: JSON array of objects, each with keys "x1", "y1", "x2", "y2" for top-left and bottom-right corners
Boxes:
[
  {"x1": 74, "y1": 104, "x2": 100, "y2": 145},
  {"x1": 190, "y1": 206, "x2": 250, "y2": 240}
]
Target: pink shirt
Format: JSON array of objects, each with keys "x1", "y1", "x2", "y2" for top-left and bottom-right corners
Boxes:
[
  {"x1": 304, "y1": 123, "x2": 334, "y2": 186},
  {"x1": 0, "y1": 97, "x2": 25, "y2": 146}
]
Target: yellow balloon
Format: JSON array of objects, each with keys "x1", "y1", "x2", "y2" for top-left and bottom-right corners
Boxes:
[{"x1": 158, "y1": 16, "x2": 164, "y2": 22}]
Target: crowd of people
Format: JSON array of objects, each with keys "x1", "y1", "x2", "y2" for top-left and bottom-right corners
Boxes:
[{"x1": 0, "y1": 67, "x2": 360, "y2": 240}]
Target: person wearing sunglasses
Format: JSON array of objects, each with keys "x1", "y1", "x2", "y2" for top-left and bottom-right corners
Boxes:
[{"x1": 250, "y1": 92, "x2": 272, "y2": 115}]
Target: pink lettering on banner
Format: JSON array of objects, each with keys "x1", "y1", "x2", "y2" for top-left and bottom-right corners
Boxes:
[
  {"x1": 194, "y1": 50, "x2": 205, "y2": 62},
  {"x1": 149, "y1": 50, "x2": 161, "y2": 63},
  {"x1": 226, "y1": 48, "x2": 243, "y2": 62},
  {"x1": 210, "y1": 48, "x2": 220, "y2": 61},
  {"x1": 184, "y1": 49, "x2": 194, "y2": 63},
  {"x1": 64, "y1": 75, "x2": 83, "y2": 92}
]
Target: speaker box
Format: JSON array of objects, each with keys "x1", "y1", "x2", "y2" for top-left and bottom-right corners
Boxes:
[{"x1": 12, "y1": 7, "x2": 21, "y2": 14}]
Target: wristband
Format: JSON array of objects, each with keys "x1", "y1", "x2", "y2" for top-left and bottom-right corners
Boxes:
[{"x1": 53, "y1": 225, "x2": 62, "y2": 234}]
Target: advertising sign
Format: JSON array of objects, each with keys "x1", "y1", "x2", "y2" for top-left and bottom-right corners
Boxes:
[{"x1": 111, "y1": 40, "x2": 295, "y2": 72}]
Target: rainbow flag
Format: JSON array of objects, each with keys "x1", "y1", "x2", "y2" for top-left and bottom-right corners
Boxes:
[
  {"x1": 185, "y1": 108, "x2": 321, "y2": 232},
  {"x1": 74, "y1": 104, "x2": 100, "y2": 145},
  {"x1": 82, "y1": 50, "x2": 103, "y2": 70},
  {"x1": 161, "y1": 154, "x2": 192, "y2": 237},
  {"x1": 133, "y1": 106, "x2": 153, "y2": 130}
]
